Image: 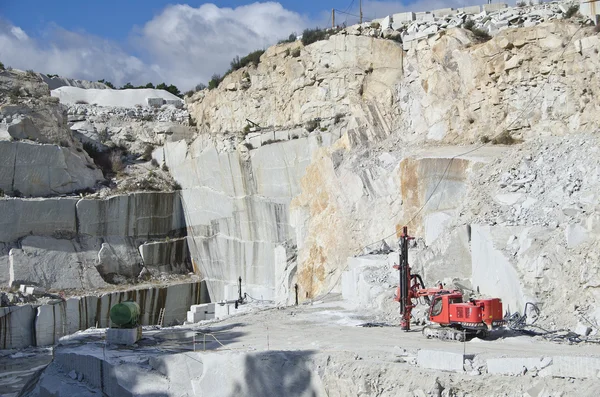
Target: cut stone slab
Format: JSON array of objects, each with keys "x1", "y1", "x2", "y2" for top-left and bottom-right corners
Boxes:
[
  {"x1": 487, "y1": 357, "x2": 548, "y2": 375},
  {"x1": 540, "y1": 356, "x2": 600, "y2": 379},
  {"x1": 417, "y1": 349, "x2": 464, "y2": 372},
  {"x1": 187, "y1": 310, "x2": 205, "y2": 323},
  {"x1": 106, "y1": 326, "x2": 142, "y2": 345}
]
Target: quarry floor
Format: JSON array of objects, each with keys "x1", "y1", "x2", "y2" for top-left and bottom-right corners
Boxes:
[{"x1": 6, "y1": 295, "x2": 600, "y2": 396}]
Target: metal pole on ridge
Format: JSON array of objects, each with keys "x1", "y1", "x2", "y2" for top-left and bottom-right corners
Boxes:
[{"x1": 359, "y1": 0, "x2": 363, "y2": 23}]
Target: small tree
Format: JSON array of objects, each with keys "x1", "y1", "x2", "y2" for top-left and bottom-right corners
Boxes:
[
  {"x1": 121, "y1": 82, "x2": 134, "y2": 89},
  {"x1": 208, "y1": 74, "x2": 222, "y2": 90},
  {"x1": 98, "y1": 79, "x2": 116, "y2": 89}
]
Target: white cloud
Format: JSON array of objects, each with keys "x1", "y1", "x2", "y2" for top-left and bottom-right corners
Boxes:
[
  {"x1": 133, "y1": 2, "x2": 309, "y2": 90},
  {"x1": 0, "y1": 2, "x2": 309, "y2": 91},
  {"x1": 0, "y1": 19, "x2": 162, "y2": 88},
  {"x1": 0, "y1": 0, "x2": 483, "y2": 92}
]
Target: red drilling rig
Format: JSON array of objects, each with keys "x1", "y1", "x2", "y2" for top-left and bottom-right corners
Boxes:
[{"x1": 393, "y1": 226, "x2": 506, "y2": 341}]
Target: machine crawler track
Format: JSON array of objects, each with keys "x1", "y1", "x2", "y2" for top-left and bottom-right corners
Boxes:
[{"x1": 422, "y1": 325, "x2": 467, "y2": 342}]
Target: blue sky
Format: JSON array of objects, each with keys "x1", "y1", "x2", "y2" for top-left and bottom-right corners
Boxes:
[
  {"x1": 2, "y1": 0, "x2": 376, "y2": 40},
  {"x1": 0, "y1": 0, "x2": 476, "y2": 89}
]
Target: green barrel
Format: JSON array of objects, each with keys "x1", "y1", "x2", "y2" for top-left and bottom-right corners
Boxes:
[{"x1": 109, "y1": 301, "x2": 140, "y2": 328}]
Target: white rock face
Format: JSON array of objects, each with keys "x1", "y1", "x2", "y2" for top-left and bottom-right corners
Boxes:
[
  {"x1": 39, "y1": 73, "x2": 108, "y2": 90},
  {"x1": 0, "y1": 198, "x2": 78, "y2": 242},
  {"x1": 162, "y1": 129, "x2": 342, "y2": 302},
  {"x1": 52, "y1": 87, "x2": 184, "y2": 108},
  {"x1": 9, "y1": 236, "x2": 108, "y2": 290},
  {"x1": 0, "y1": 141, "x2": 102, "y2": 196},
  {"x1": 188, "y1": 34, "x2": 404, "y2": 136},
  {"x1": 76, "y1": 192, "x2": 185, "y2": 237},
  {"x1": 0, "y1": 192, "x2": 188, "y2": 289}
]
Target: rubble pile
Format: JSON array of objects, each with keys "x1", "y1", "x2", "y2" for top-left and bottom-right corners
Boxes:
[
  {"x1": 66, "y1": 102, "x2": 189, "y2": 124},
  {"x1": 464, "y1": 134, "x2": 599, "y2": 229},
  {"x1": 345, "y1": 0, "x2": 587, "y2": 48}
]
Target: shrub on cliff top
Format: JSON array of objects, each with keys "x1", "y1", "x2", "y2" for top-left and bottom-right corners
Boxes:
[
  {"x1": 230, "y1": 50, "x2": 265, "y2": 72},
  {"x1": 463, "y1": 19, "x2": 491, "y2": 43},
  {"x1": 302, "y1": 28, "x2": 328, "y2": 46},
  {"x1": 0, "y1": 61, "x2": 4, "y2": 71}
]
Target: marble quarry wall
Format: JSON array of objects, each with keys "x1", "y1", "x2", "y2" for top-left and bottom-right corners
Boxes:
[
  {"x1": 0, "y1": 281, "x2": 207, "y2": 349},
  {"x1": 0, "y1": 192, "x2": 189, "y2": 289}
]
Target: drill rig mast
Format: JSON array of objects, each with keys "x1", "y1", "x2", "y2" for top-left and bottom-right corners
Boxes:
[{"x1": 393, "y1": 226, "x2": 505, "y2": 340}]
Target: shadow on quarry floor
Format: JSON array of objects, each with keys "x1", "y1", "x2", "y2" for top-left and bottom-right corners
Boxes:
[
  {"x1": 141, "y1": 322, "x2": 248, "y2": 352},
  {"x1": 229, "y1": 350, "x2": 319, "y2": 397}
]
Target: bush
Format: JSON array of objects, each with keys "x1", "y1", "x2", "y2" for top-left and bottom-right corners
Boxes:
[
  {"x1": 208, "y1": 74, "x2": 223, "y2": 90},
  {"x1": 463, "y1": 19, "x2": 491, "y2": 42},
  {"x1": 156, "y1": 83, "x2": 181, "y2": 97},
  {"x1": 491, "y1": 131, "x2": 518, "y2": 145},
  {"x1": 291, "y1": 48, "x2": 301, "y2": 58},
  {"x1": 334, "y1": 113, "x2": 344, "y2": 124},
  {"x1": 278, "y1": 33, "x2": 297, "y2": 44},
  {"x1": 26, "y1": 69, "x2": 36, "y2": 77},
  {"x1": 0, "y1": 61, "x2": 4, "y2": 71},
  {"x1": 75, "y1": 100, "x2": 89, "y2": 104},
  {"x1": 230, "y1": 50, "x2": 265, "y2": 72},
  {"x1": 564, "y1": 5, "x2": 579, "y2": 18},
  {"x1": 516, "y1": 1, "x2": 527, "y2": 7},
  {"x1": 370, "y1": 22, "x2": 381, "y2": 29},
  {"x1": 151, "y1": 158, "x2": 159, "y2": 167},
  {"x1": 301, "y1": 27, "x2": 328, "y2": 46},
  {"x1": 98, "y1": 79, "x2": 116, "y2": 89},
  {"x1": 110, "y1": 150, "x2": 125, "y2": 173},
  {"x1": 305, "y1": 119, "x2": 319, "y2": 132},
  {"x1": 480, "y1": 135, "x2": 491, "y2": 144}
]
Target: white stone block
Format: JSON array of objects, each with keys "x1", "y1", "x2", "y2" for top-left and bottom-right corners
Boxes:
[
  {"x1": 146, "y1": 97, "x2": 165, "y2": 107},
  {"x1": 565, "y1": 224, "x2": 589, "y2": 248},
  {"x1": 458, "y1": 6, "x2": 481, "y2": 14},
  {"x1": 191, "y1": 303, "x2": 215, "y2": 313},
  {"x1": 215, "y1": 303, "x2": 232, "y2": 319},
  {"x1": 418, "y1": 13, "x2": 435, "y2": 22},
  {"x1": 380, "y1": 16, "x2": 391, "y2": 29},
  {"x1": 418, "y1": 350, "x2": 464, "y2": 372},
  {"x1": 187, "y1": 311, "x2": 205, "y2": 323},
  {"x1": 542, "y1": 356, "x2": 600, "y2": 379},
  {"x1": 574, "y1": 322, "x2": 592, "y2": 337},
  {"x1": 393, "y1": 12, "x2": 415, "y2": 24},
  {"x1": 274, "y1": 130, "x2": 289, "y2": 141},
  {"x1": 487, "y1": 357, "x2": 548, "y2": 375},
  {"x1": 106, "y1": 326, "x2": 142, "y2": 345},
  {"x1": 484, "y1": 3, "x2": 508, "y2": 12},
  {"x1": 432, "y1": 8, "x2": 456, "y2": 17}
]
